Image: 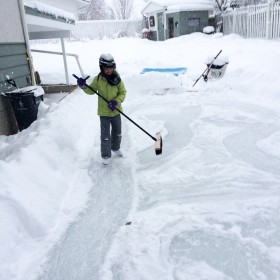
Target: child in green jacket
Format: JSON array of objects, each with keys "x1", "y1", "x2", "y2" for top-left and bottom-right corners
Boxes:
[{"x1": 77, "y1": 54, "x2": 127, "y2": 166}]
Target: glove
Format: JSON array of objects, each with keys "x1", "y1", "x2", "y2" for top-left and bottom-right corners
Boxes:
[
  {"x1": 77, "y1": 77, "x2": 87, "y2": 89},
  {"x1": 108, "y1": 100, "x2": 118, "y2": 111}
]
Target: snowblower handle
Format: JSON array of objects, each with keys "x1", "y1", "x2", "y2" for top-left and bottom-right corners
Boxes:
[{"x1": 192, "y1": 50, "x2": 222, "y2": 87}]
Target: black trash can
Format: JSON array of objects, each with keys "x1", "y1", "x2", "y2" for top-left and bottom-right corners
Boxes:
[{"x1": 2, "y1": 86, "x2": 44, "y2": 131}]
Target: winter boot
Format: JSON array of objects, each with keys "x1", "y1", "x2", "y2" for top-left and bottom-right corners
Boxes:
[
  {"x1": 112, "y1": 149, "x2": 123, "y2": 157},
  {"x1": 102, "y1": 157, "x2": 111, "y2": 166}
]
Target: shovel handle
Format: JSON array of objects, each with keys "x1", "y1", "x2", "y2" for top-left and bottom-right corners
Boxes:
[{"x1": 73, "y1": 74, "x2": 157, "y2": 142}]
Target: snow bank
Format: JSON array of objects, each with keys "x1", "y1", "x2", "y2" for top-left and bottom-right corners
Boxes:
[
  {"x1": 1, "y1": 33, "x2": 280, "y2": 280},
  {"x1": 0, "y1": 90, "x2": 98, "y2": 279}
]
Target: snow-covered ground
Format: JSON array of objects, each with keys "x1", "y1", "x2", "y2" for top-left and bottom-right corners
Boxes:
[{"x1": 1, "y1": 33, "x2": 280, "y2": 280}]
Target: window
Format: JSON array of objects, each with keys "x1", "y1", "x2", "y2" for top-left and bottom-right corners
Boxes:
[
  {"x1": 149, "y1": 16, "x2": 155, "y2": 27},
  {"x1": 188, "y1": 18, "x2": 200, "y2": 27},
  {"x1": 175, "y1": 21, "x2": 179, "y2": 28}
]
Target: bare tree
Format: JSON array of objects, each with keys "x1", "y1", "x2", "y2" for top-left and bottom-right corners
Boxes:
[
  {"x1": 86, "y1": 0, "x2": 107, "y2": 20},
  {"x1": 214, "y1": 0, "x2": 228, "y2": 11},
  {"x1": 113, "y1": 0, "x2": 134, "y2": 19}
]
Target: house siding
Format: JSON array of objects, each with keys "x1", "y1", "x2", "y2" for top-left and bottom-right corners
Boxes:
[
  {"x1": 0, "y1": 43, "x2": 32, "y2": 135},
  {"x1": 0, "y1": 43, "x2": 32, "y2": 92},
  {"x1": 145, "y1": 3, "x2": 211, "y2": 41},
  {"x1": 157, "y1": 12, "x2": 165, "y2": 41},
  {"x1": 0, "y1": 0, "x2": 25, "y2": 43},
  {"x1": 0, "y1": 96, "x2": 18, "y2": 135},
  {"x1": 179, "y1": 11, "x2": 209, "y2": 35},
  {"x1": 166, "y1": 13, "x2": 180, "y2": 39}
]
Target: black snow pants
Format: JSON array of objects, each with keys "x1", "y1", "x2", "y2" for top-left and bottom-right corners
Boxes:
[{"x1": 100, "y1": 114, "x2": 122, "y2": 159}]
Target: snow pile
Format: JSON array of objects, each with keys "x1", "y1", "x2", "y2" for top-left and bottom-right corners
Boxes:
[
  {"x1": 0, "y1": 91, "x2": 98, "y2": 279},
  {"x1": 203, "y1": 26, "x2": 215, "y2": 34},
  {"x1": 2, "y1": 86, "x2": 44, "y2": 97},
  {"x1": 1, "y1": 33, "x2": 280, "y2": 279},
  {"x1": 204, "y1": 53, "x2": 229, "y2": 66}
]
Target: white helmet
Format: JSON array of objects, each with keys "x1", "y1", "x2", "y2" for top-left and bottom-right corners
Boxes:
[{"x1": 99, "y1": 54, "x2": 116, "y2": 69}]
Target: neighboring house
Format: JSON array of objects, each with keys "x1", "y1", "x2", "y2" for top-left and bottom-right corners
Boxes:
[
  {"x1": 0, "y1": 0, "x2": 83, "y2": 135},
  {"x1": 141, "y1": 0, "x2": 214, "y2": 41}
]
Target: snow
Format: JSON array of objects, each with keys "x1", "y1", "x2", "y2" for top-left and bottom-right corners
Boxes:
[
  {"x1": 204, "y1": 52, "x2": 229, "y2": 66},
  {"x1": 2, "y1": 86, "x2": 45, "y2": 97},
  {"x1": 203, "y1": 26, "x2": 215, "y2": 34},
  {"x1": 153, "y1": 0, "x2": 214, "y2": 11},
  {"x1": 25, "y1": 1, "x2": 75, "y2": 21},
  {"x1": 1, "y1": 33, "x2": 280, "y2": 280}
]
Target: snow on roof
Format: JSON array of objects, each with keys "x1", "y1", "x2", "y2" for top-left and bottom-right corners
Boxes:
[
  {"x1": 149, "y1": 0, "x2": 213, "y2": 11},
  {"x1": 25, "y1": 1, "x2": 75, "y2": 21}
]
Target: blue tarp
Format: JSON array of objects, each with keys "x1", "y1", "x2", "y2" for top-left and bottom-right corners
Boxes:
[{"x1": 140, "y1": 67, "x2": 187, "y2": 76}]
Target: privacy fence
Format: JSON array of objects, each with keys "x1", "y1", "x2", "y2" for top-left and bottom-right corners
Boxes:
[
  {"x1": 70, "y1": 20, "x2": 145, "y2": 40},
  {"x1": 222, "y1": 1, "x2": 280, "y2": 40}
]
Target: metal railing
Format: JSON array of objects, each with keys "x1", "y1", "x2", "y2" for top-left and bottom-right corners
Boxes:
[{"x1": 31, "y1": 47, "x2": 85, "y2": 85}]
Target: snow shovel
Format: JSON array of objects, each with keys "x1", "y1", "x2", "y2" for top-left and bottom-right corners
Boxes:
[
  {"x1": 192, "y1": 50, "x2": 223, "y2": 87},
  {"x1": 73, "y1": 74, "x2": 162, "y2": 155}
]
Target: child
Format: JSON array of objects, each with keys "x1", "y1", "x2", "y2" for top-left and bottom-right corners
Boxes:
[{"x1": 77, "y1": 54, "x2": 127, "y2": 165}]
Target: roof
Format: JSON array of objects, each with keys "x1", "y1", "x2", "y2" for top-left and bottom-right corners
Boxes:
[
  {"x1": 142, "y1": 0, "x2": 214, "y2": 15},
  {"x1": 24, "y1": 2, "x2": 75, "y2": 40},
  {"x1": 25, "y1": 2, "x2": 75, "y2": 21}
]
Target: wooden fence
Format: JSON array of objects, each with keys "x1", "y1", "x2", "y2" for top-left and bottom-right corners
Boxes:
[
  {"x1": 70, "y1": 20, "x2": 146, "y2": 40},
  {"x1": 222, "y1": 2, "x2": 280, "y2": 40}
]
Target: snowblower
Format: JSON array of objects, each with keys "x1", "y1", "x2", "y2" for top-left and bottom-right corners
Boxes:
[
  {"x1": 192, "y1": 50, "x2": 223, "y2": 87},
  {"x1": 73, "y1": 74, "x2": 162, "y2": 155}
]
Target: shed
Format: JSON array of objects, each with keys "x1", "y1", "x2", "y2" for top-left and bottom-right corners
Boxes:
[{"x1": 141, "y1": 0, "x2": 214, "y2": 41}]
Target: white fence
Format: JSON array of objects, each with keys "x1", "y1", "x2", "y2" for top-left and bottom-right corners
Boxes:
[
  {"x1": 71, "y1": 20, "x2": 145, "y2": 40},
  {"x1": 222, "y1": 2, "x2": 280, "y2": 40}
]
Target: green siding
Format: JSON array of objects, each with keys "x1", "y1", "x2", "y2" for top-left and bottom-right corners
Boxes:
[
  {"x1": 0, "y1": 42, "x2": 32, "y2": 135},
  {"x1": 0, "y1": 54, "x2": 28, "y2": 69},
  {"x1": 0, "y1": 95, "x2": 18, "y2": 135},
  {"x1": 151, "y1": 31, "x2": 157, "y2": 41},
  {"x1": 0, "y1": 43, "x2": 32, "y2": 93},
  {"x1": 179, "y1": 11, "x2": 209, "y2": 35},
  {"x1": 0, "y1": 44, "x2": 27, "y2": 56},
  {"x1": 166, "y1": 13, "x2": 180, "y2": 39},
  {"x1": 152, "y1": 10, "x2": 210, "y2": 41},
  {"x1": 157, "y1": 13, "x2": 165, "y2": 41}
]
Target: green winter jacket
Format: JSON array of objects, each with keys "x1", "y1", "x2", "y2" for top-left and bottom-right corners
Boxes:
[{"x1": 84, "y1": 73, "x2": 126, "y2": 117}]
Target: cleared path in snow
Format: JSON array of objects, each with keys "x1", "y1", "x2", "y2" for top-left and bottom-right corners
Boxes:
[{"x1": 37, "y1": 152, "x2": 134, "y2": 279}]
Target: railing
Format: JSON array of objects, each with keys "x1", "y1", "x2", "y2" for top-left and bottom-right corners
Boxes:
[
  {"x1": 31, "y1": 48, "x2": 85, "y2": 85},
  {"x1": 70, "y1": 19, "x2": 145, "y2": 40},
  {"x1": 222, "y1": 2, "x2": 280, "y2": 40}
]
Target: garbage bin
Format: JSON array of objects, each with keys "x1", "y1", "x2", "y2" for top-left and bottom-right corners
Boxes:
[{"x1": 1, "y1": 86, "x2": 44, "y2": 131}]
